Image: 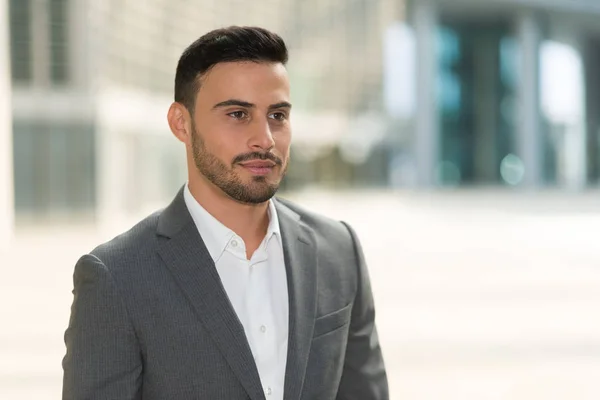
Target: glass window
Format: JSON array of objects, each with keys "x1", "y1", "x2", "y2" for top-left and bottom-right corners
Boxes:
[
  {"x1": 9, "y1": 0, "x2": 32, "y2": 83},
  {"x1": 49, "y1": 0, "x2": 69, "y2": 84},
  {"x1": 585, "y1": 37, "x2": 600, "y2": 183},
  {"x1": 13, "y1": 121, "x2": 95, "y2": 216},
  {"x1": 436, "y1": 21, "x2": 517, "y2": 185}
]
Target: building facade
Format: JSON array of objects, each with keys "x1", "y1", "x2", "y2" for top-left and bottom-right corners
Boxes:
[
  {"x1": 1, "y1": 0, "x2": 13, "y2": 246},
  {"x1": 6, "y1": 0, "x2": 396, "y2": 225},
  {"x1": 8, "y1": 0, "x2": 293, "y2": 225},
  {"x1": 405, "y1": 0, "x2": 600, "y2": 188},
  {"x1": 8, "y1": 0, "x2": 598, "y2": 228}
]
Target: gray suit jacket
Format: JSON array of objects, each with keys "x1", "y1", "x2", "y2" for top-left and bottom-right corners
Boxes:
[{"x1": 62, "y1": 188, "x2": 388, "y2": 400}]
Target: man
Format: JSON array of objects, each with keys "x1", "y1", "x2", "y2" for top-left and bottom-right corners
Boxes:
[{"x1": 62, "y1": 26, "x2": 388, "y2": 400}]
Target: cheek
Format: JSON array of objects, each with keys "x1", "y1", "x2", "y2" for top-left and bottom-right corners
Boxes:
[
  {"x1": 201, "y1": 129, "x2": 238, "y2": 158},
  {"x1": 275, "y1": 131, "x2": 292, "y2": 154}
]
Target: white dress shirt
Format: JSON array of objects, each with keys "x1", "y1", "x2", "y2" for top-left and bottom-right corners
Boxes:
[{"x1": 183, "y1": 185, "x2": 289, "y2": 400}]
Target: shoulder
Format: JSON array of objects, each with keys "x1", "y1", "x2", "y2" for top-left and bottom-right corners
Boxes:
[
  {"x1": 274, "y1": 196, "x2": 358, "y2": 251},
  {"x1": 274, "y1": 197, "x2": 365, "y2": 303},
  {"x1": 87, "y1": 209, "x2": 164, "y2": 272}
]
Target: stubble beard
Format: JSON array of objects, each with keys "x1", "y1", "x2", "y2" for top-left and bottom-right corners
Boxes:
[{"x1": 190, "y1": 125, "x2": 287, "y2": 204}]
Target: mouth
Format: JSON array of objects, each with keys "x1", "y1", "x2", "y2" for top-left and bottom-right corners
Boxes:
[{"x1": 238, "y1": 160, "x2": 277, "y2": 176}]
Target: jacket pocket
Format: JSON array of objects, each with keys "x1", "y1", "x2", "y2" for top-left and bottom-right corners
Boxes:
[{"x1": 312, "y1": 302, "x2": 352, "y2": 339}]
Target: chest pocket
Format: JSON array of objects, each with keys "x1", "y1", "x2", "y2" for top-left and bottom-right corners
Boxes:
[{"x1": 312, "y1": 302, "x2": 352, "y2": 339}]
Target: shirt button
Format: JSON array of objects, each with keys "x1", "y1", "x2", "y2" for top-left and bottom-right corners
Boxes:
[
  {"x1": 266, "y1": 387, "x2": 272, "y2": 396},
  {"x1": 230, "y1": 239, "x2": 238, "y2": 247},
  {"x1": 260, "y1": 325, "x2": 267, "y2": 333}
]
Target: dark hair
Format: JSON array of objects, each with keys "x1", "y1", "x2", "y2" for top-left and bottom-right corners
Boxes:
[{"x1": 174, "y1": 26, "x2": 289, "y2": 113}]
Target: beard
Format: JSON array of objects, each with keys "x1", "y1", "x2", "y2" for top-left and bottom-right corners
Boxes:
[{"x1": 190, "y1": 123, "x2": 287, "y2": 204}]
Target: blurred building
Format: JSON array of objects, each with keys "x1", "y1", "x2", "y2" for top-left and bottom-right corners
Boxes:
[
  {"x1": 404, "y1": 0, "x2": 600, "y2": 189},
  {"x1": 1, "y1": 0, "x2": 13, "y2": 245},
  {"x1": 6, "y1": 0, "x2": 397, "y2": 225},
  {"x1": 6, "y1": 0, "x2": 600, "y2": 227},
  {"x1": 7, "y1": 0, "x2": 292, "y2": 225}
]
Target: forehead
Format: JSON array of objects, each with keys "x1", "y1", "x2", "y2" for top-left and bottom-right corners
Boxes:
[{"x1": 196, "y1": 61, "x2": 290, "y2": 106}]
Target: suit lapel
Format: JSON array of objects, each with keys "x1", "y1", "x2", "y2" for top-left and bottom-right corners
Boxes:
[
  {"x1": 156, "y1": 189, "x2": 266, "y2": 400},
  {"x1": 275, "y1": 200, "x2": 318, "y2": 400}
]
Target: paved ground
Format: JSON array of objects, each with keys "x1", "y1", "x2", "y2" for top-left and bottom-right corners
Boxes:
[{"x1": 2, "y1": 188, "x2": 600, "y2": 399}]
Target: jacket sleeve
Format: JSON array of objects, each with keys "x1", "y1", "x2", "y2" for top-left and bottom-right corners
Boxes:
[
  {"x1": 62, "y1": 253, "x2": 143, "y2": 400},
  {"x1": 337, "y1": 222, "x2": 389, "y2": 400}
]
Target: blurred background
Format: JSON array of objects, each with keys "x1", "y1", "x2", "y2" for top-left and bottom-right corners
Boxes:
[{"x1": 1, "y1": 0, "x2": 600, "y2": 398}]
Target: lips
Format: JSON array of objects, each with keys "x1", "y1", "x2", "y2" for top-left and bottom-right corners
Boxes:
[
  {"x1": 238, "y1": 160, "x2": 276, "y2": 175},
  {"x1": 239, "y1": 161, "x2": 276, "y2": 168}
]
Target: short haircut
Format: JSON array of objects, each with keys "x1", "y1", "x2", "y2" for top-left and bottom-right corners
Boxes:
[{"x1": 174, "y1": 26, "x2": 289, "y2": 113}]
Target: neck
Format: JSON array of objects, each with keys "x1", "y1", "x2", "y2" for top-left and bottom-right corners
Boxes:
[{"x1": 187, "y1": 178, "x2": 270, "y2": 245}]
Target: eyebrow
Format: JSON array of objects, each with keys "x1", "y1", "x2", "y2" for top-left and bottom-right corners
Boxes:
[
  {"x1": 212, "y1": 99, "x2": 292, "y2": 110},
  {"x1": 268, "y1": 102, "x2": 292, "y2": 110},
  {"x1": 213, "y1": 99, "x2": 254, "y2": 109}
]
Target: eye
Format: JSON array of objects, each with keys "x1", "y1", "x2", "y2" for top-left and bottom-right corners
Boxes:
[
  {"x1": 228, "y1": 111, "x2": 248, "y2": 120},
  {"x1": 269, "y1": 112, "x2": 287, "y2": 121}
]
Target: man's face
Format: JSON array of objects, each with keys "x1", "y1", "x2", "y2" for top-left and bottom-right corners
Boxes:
[{"x1": 190, "y1": 61, "x2": 291, "y2": 204}]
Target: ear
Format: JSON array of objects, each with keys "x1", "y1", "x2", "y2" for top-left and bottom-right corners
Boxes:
[{"x1": 167, "y1": 102, "x2": 192, "y2": 146}]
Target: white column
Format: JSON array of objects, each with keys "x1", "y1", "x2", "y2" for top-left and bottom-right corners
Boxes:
[
  {"x1": 413, "y1": 0, "x2": 439, "y2": 187},
  {"x1": 517, "y1": 11, "x2": 543, "y2": 188},
  {"x1": 30, "y1": 0, "x2": 50, "y2": 85},
  {"x1": 95, "y1": 116, "x2": 127, "y2": 235},
  {"x1": 0, "y1": 0, "x2": 14, "y2": 248}
]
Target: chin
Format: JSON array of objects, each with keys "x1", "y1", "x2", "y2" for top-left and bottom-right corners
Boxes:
[{"x1": 248, "y1": 179, "x2": 278, "y2": 191}]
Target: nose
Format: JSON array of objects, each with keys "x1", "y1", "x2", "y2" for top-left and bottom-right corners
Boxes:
[{"x1": 248, "y1": 119, "x2": 275, "y2": 151}]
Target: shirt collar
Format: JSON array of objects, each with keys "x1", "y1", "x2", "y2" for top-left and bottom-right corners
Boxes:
[
  {"x1": 183, "y1": 184, "x2": 281, "y2": 262},
  {"x1": 266, "y1": 197, "x2": 281, "y2": 239}
]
